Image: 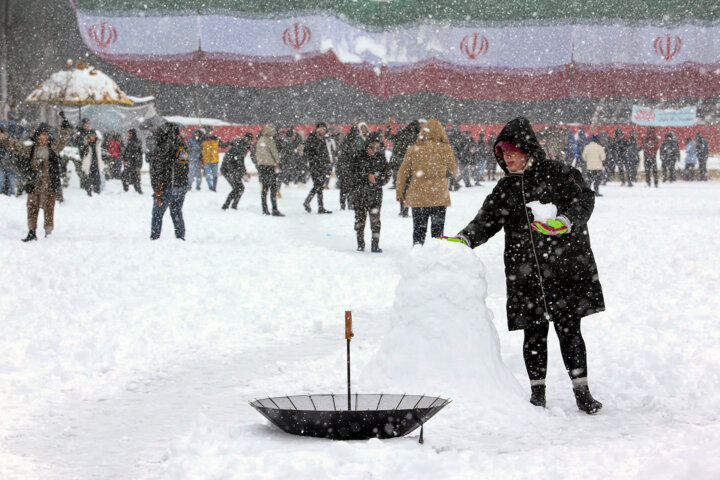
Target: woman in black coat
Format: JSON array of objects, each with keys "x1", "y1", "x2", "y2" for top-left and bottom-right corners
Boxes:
[
  {"x1": 220, "y1": 135, "x2": 252, "y2": 210},
  {"x1": 451, "y1": 117, "x2": 604, "y2": 414}
]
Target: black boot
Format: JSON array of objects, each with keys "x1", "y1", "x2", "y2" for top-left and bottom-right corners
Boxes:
[
  {"x1": 357, "y1": 233, "x2": 365, "y2": 251},
  {"x1": 22, "y1": 230, "x2": 37, "y2": 242},
  {"x1": 573, "y1": 384, "x2": 602, "y2": 414},
  {"x1": 318, "y1": 207, "x2": 332, "y2": 214},
  {"x1": 271, "y1": 209, "x2": 285, "y2": 217},
  {"x1": 303, "y1": 200, "x2": 311, "y2": 213},
  {"x1": 529, "y1": 385, "x2": 546, "y2": 408},
  {"x1": 371, "y1": 238, "x2": 382, "y2": 253},
  {"x1": 262, "y1": 197, "x2": 270, "y2": 215}
]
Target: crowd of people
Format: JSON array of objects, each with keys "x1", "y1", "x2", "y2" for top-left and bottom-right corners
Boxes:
[
  {"x1": 5, "y1": 112, "x2": 716, "y2": 414},
  {"x1": 0, "y1": 114, "x2": 713, "y2": 245}
]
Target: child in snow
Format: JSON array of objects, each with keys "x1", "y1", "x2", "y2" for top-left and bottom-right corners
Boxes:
[{"x1": 445, "y1": 117, "x2": 605, "y2": 414}]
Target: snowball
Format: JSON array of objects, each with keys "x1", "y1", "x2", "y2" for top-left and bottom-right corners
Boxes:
[{"x1": 527, "y1": 201, "x2": 557, "y2": 223}]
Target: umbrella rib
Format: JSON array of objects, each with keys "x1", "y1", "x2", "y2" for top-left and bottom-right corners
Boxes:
[
  {"x1": 331, "y1": 393, "x2": 337, "y2": 411},
  {"x1": 394, "y1": 393, "x2": 407, "y2": 411},
  {"x1": 267, "y1": 396, "x2": 281, "y2": 409},
  {"x1": 308, "y1": 395, "x2": 317, "y2": 411},
  {"x1": 375, "y1": 393, "x2": 384, "y2": 411},
  {"x1": 412, "y1": 394, "x2": 426, "y2": 409},
  {"x1": 286, "y1": 395, "x2": 298, "y2": 410}
]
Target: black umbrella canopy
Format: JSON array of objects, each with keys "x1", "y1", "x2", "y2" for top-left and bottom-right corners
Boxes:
[{"x1": 250, "y1": 394, "x2": 450, "y2": 441}]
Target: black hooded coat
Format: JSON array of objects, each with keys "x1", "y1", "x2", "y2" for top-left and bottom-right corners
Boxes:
[{"x1": 458, "y1": 117, "x2": 604, "y2": 331}]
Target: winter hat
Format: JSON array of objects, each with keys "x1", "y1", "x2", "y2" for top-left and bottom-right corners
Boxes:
[
  {"x1": 591, "y1": 134, "x2": 600, "y2": 142},
  {"x1": 494, "y1": 140, "x2": 526, "y2": 157},
  {"x1": 364, "y1": 132, "x2": 383, "y2": 149},
  {"x1": 316, "y1": 122, "x2": 327, "y2": 129},
  {"x1": 31, "y1": 122, "x2": 52, "y2": 141}
]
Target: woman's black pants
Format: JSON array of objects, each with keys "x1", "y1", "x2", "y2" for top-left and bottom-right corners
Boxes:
[{"x1": 523, "y1": 316, "x2": 588, "y2": 384}]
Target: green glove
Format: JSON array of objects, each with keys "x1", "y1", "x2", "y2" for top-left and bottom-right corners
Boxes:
[
  {"x1": 531, "y1": 219, "x2": 568, "y2": 236},
  {"x1": 435, "y1": 236, "x2": 469, "y2": 246}
]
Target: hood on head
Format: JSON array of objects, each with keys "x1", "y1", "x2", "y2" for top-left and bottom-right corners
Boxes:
[
  {"x1": 493, "y1": 117, "x2": 546, "y2": 175},
  {"x1": 417, "y1": 119, "x2": 449, "y2": 144},
  {"x1": 264, "y1": 123, "x2": 277, "y2": 137},
  {"x1": 357, "y1": 122, "x2": 369, "y2": 134},
  {"x1": 406, "y1": 120, "x2": 421, "y2": 136}
]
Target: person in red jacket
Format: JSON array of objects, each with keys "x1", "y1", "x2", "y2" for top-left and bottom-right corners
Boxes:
[{"x1": 107, "y1": 133, "x2": 123, "y2": 179}]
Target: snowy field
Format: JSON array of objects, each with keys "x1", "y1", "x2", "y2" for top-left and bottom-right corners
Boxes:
[{"x1": 0, "y1": 173, "x2": 719, "y2": 479}]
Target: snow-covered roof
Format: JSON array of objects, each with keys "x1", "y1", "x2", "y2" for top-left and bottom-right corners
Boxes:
[
  {"x1": 25, "y1": 61, "x2": 133, "y2": 106},
  {"x1": 163, "y1": 116, "x2": 232, "y2": 126}
]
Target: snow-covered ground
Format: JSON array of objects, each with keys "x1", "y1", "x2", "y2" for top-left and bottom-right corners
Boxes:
[{"x1": 0, "y1": 174, "x2": 719, "y2": 479}]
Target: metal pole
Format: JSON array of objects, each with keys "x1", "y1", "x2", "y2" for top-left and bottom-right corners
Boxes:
[{"x1": 345, "y1": 311, "x2": 353, "y2": 411}]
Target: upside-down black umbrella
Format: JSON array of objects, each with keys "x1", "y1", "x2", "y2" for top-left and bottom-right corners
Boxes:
[{"x1": 250, "y1": 312, "x2": 451, "y2": 442}]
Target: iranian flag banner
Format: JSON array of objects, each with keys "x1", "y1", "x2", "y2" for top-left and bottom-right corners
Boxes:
[{"x1": 72, "y1": 0, "x2": 720, "y2": 100}]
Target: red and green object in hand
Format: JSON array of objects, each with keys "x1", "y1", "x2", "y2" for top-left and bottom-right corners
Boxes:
[
  {"x1": 435, "y1": 236, "x2": 468, "y2": 246},
  {"x1": 531, "y1": 219, "x2": 568, "y2": 236}
]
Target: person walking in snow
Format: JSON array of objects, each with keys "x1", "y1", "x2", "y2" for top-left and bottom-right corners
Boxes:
[
  {"x1": 255, "y1": 124, "x2": 285, "y2": 216},
  {"x1": 695, "y1": 133, "x2": 709, "y2": 181},
  {"x1": 660, "y1": 132, "x2": 679, "y2": 183},
  {"x1": 684, "y1": 137, "x2": 698, "y2": 181},
  {"x1": 642, "y1": 127, "x2": 660, "y2": 188},
  {"x1": 350, "y1": 132, "x2": 391, "y2": 252},
  {"x1": 220, "y1": 134, "x2": 252, "y2": 211},
  {"x1": 80, "y1": 130, "x2": 105, "y2": 196},
  {"x1": 396, "y1": 118, "x2": 459, "y2": 245},
  {"x1": 149, "y1": 123, "x2": 189, "y2": 240},
  {"x1": 186, "y1": 129, "x2": 204, "y2": 191},
  {"x1": 446, "y1": 117, "x2": 605, "y2": 415},
  {"x1": 582, "y1": 135, "x2": 606, "y2": 196},
  {"x1": 302, "y1": 122, "x2": 333, "y2": 214},
  {"x1": 0, "y1": 117, "x2": 73, "y2": 241},
  {"x1": 121, "y1": 129, "x2": 143, "y2": 194}
]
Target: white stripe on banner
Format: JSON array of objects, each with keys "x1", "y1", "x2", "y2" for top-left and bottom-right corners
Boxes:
[
  {"x1": 76, "y1": 10, "x2": 720, "y2": 68},
  {"x1": 631, "y1": 106, "x2": 697, "y2": 126}
]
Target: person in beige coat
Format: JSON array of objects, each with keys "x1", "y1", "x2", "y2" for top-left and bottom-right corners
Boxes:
[
  {"x1": 255, "y1": 123, "x2": 284, "y2": 216},
  {"x1": 396, "y1": 119, "x2": 459, "y2": 245},
  {"x1": 582, "y1": 135, "x2": 606, "y2": 196}
]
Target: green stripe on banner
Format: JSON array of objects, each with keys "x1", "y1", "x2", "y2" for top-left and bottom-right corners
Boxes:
[{"x1": 74, "y1": 0, "x2": 720, "y2": 26}]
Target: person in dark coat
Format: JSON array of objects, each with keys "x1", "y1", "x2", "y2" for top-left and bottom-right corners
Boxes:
[
  {"x1": 607, "y1": 129, "x2": 626, "y2": 184},
  {"x1": 149, "y1": 123, "x2": 189, "y2": 240},
  {"x1": 660, "y1": 132, "x2": 679, "y2": 183},
  {"x1": 447, "y1": 117, "x2": 604, "y2": 414},
  {"x1": 695, "y1": 133, "x2": 709, "y2": 181},
  {"x1": 351, "y1": 133, "x2": 391, "y2": 252},
  {"x1": 220, "y1": 134, "x2": 252, "y2": 210},
  {"x1": 385, "y1": 119, "x2": 421, "y2": 216},
  {"x1": 624, "y1": 131, "x2": 640, "y2": 187},
  {"x1": 302, "y1": 122, "x2": 332, "y2": 214},
  {"x1": 0, "y1": 118, "x2": 73, "y2": 241},
  {"x1": 336, "y1": 126, "x2": 360, "y2": 210},
  {"x1": 121, "y1": 129, "x2": 143, "y2": 194},
  {"x1": 642, "y1": 127, "x2": 660, "y2": 188}
]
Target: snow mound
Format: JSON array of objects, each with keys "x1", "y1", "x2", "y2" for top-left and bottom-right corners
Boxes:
[
  {"x1": 360, "y1": 240, "x2": 523, "y2": 403},
  {"x1": 25, "y1": 61, "x2": 132, "y2": 106}
]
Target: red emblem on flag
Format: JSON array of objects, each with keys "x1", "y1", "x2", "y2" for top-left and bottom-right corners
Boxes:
[
  {"x1": 88, "y1": 22, "x2": 118, "y2": 49},
  {"x1": 283, "y1": 23, "x2": 312, "y2": 50},
  {"x1": 460, "y1": 33, "x2": 489, "y2": 60},
  {"x1": 653, "y1": 34, "x2": 682, "y2": 61}
]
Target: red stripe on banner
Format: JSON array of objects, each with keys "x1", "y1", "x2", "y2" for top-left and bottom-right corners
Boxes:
[
  {"x1": 574, "y1": 64, "x2": 720, "y2": 98},
  {"x1": 178, "y1": 123, "x2": 720, "y2": 155},
  {"x1": 97, "y1": 51, "x2": 573, "y2": 100}
]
